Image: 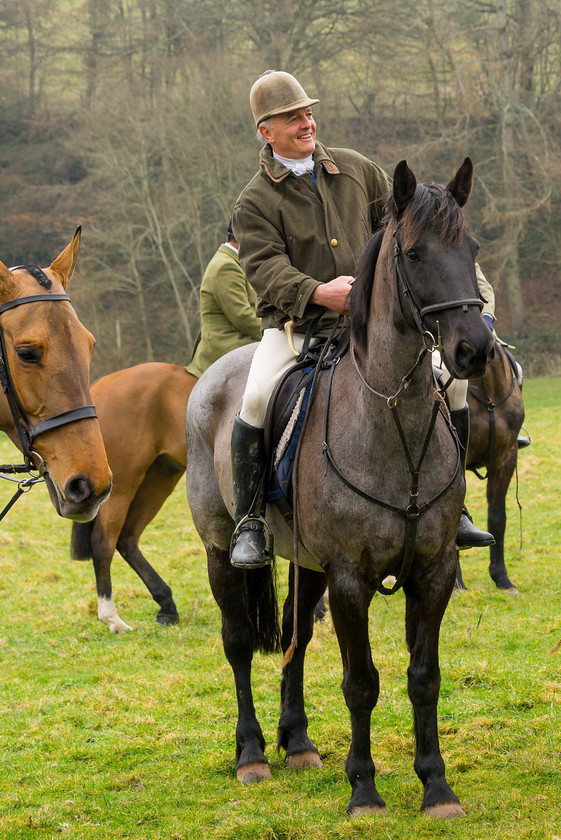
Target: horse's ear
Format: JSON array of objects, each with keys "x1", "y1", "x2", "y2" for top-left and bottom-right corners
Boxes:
[
  {"x1": 0, "y1": 261, "x2": 12, "y2": 285},
  {"x1": 393, "y1": 160, "x2": 417, "y2": 212},
  {"x1": 446, "y1": 157, "x2": 473, "y2": 207},
  {"x1": 49, "y1": 226, "x2": 81, "y2": 289},
  {"x1": 0, "y1": 261, "x2": 18, "y2": 300}
]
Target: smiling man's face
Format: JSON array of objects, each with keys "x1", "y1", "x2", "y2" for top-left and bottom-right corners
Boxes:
[{"x1": 260, "y1": 107, "x2": 317, "y2": 159}]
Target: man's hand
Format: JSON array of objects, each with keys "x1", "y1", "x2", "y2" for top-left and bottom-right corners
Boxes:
[{"x1": 310, "y1": 275, "x2": 354, "y2": 315}]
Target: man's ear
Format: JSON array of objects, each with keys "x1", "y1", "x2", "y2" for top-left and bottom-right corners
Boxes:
[{"x1": 259, "y1": 123, "x2": 273, "y2": 144}]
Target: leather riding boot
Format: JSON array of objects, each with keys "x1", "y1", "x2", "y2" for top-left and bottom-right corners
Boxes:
[
  {"x1": 517, "y1": 432, "x2": 532, "y2": 449},
  {"x1": 451, "y1": 406, "x2": 495, "y2": 550},
  {"x1": 230, "y1": 416, "x2": 273, "y2": 569}
]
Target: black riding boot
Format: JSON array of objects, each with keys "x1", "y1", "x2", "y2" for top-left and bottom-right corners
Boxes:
[
  {"x1": 229, "y1": 416, "x2": 273, "y2": 569},
  {"x1": 451, "y1": 406, "x2": 495, "y2": 550},
  {"x1": 517, "y1": 431, "x2": 532, "y2": 449}
]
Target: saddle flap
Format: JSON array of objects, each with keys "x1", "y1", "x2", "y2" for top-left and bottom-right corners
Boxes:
[{"x1": 264, "y1": 362, "x2": 315, "y2": 503}]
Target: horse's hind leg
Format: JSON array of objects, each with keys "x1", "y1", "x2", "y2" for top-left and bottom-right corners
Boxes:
[
  {"x1": 404, "y1": 551, "x2": 464, "y2": 818},
  {"x1": 327, "y1": 558, "x2": 386, "y2": 816},
  {"x1": 278, "y1": 565, "x2": 326, "y2": 768},
  {"x1": 487, "y1": 455, "x2": 518, "y2": 592},
  {"x1": 117, "y1": 462, "x2": 182, "y2": 625},
  {"x1": 207, "y1": 544, "x2": 273, "y2": 783}
]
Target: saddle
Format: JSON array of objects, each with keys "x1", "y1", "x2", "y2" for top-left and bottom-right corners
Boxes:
[{"x1": 263, "y1": 327, "x2": 350, "y2": 521}]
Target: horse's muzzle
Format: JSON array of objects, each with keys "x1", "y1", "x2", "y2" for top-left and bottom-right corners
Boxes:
[
  {"x1": 45, "y1": 473, "x2": 112, "y2": 522},
  {"x1": 450, "y1": 336, "x2": 495, "y2": 380}
]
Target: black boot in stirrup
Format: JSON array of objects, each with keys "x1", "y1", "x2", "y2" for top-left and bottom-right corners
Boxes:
[
  {"x1": 229, "y1": 416, "x2": 273, "y2": 569},
  {"x1": 451, "y1": 406, "x2": 495, "y2": 550}
]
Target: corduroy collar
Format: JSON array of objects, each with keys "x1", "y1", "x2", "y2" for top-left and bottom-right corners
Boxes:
[{"x1": 259, "y1": 140, "x2": 340, "y2": 183}]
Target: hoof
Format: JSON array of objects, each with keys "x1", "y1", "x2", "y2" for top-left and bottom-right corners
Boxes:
[
  {"x1": 349, "y1": 804, "x2": 388, "y2": 818},
  {"x1": 108, "y1": 620, "x2": 133, "y2": 633},
  {"x1": 286, "y1": 750, "x2": 323, "y2": 770},
  {"x1": 156, "y1": 611, "x2": 179, "y2": 626},
  {"x1": 237, "y1": 763, "x2": 272, "y2": 784},
  {"x1": 423, "y1": 802, "x2": 465, "y2": 819}
]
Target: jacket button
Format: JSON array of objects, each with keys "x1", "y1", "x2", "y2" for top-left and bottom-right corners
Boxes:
[
  {"x1": 330, "y1": 238, "x2": 338, "y2": 247},
  {"x1": 294, "y1": 183, "x2": 302, "y2": 191}
]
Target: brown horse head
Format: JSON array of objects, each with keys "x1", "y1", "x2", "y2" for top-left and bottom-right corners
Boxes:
[{"x1": 0, "y1": 228, "x2": 112, "y2": 521}]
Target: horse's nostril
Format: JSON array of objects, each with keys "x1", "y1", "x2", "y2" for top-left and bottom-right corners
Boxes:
[
  {"x1": 455, "y1": 339, "x2": 475, "y2": 370},
  {"x1": 64, "y1": 475, "x2": 94, "y2": 504}
]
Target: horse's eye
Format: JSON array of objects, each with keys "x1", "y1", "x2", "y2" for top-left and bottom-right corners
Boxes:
[
  {"x1": 405, "y1": 249, "x2": 419, "y2": 262},
  {"x1": 16, "y1": 347, "x2": 41, "y2": 364}
]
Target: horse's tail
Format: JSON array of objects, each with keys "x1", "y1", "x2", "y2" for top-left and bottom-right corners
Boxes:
[
  {"x1": 247, "y1": 561, "x2": 281, "y2": 654},
  {"x1": 70, "y1": 519, "x2": 95, "y2": 561}
]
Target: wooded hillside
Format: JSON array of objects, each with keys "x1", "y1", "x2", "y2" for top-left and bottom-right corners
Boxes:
[{"x1": 1, "y1": 0, "x2": 560, "y2": 379}]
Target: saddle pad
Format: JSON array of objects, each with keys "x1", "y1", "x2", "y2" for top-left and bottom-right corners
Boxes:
[{"x1": 266, "y1": 366, "x2": 314, "y2": 504}]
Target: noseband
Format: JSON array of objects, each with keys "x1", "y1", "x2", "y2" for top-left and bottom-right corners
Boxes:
[
  {"x1": 393, "y1": 221, "x2": 483, "y2": 350},
  {"x1": 0, "y1": 289, "x2": 97, "y2": 481}
]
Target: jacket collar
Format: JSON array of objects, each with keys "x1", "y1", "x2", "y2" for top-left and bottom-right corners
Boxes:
[
  {"x1": 259, "y1": 140, "x2": 340, "y2": 183},
  {"x1": 218, "y1": 242, "x2": 240, "y2": 263}
]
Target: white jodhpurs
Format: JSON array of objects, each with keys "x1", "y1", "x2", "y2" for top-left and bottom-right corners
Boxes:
[
  {"x1": 239, "y1": 327, "x2": 319, "y2": 428},
  {"x1": 432, "y1": 349, "x2": 468, "y2": 412}
]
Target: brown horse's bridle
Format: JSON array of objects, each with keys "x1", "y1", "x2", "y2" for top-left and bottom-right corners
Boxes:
[{"x1": 0, "y1": 283, "x2": 98, "y2": 519}]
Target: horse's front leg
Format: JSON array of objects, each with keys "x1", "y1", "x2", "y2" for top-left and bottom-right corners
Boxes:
[
  {"x1": 278, "y1": 565, "x2": 327, "y2": 768},
  {"x1": 404, "y1": 547, "x2": 465, "y2": 817},
  {"x1": 207, "y1": 545, "x2": 271, "y2": 783},
  {"x1": 327, "y1": 557, "x2": 385, "y2": 816},
  {"x1": 90, "y1": 518, "x2": 133, "y2": 634}
]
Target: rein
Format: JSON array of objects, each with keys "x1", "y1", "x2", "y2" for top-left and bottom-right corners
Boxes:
[
  {"x1": 0, "y1": 289, "x2": 97, "y2": 519},
  {"x1": 324, "y1": 345, "x2": 461, "y2": 596}
]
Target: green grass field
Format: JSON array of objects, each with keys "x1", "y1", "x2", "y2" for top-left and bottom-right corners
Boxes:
[{"x1": 0, "y1": 377, "x2": 559, "y2": 839}]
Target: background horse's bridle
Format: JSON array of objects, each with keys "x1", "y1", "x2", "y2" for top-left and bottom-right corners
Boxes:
[{"x1": 0, "y1": 282, "x2": 97, "y2": 518}]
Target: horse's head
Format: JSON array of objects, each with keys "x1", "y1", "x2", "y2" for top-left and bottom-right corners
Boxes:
[
  {"x1": 0, "y1": 228, "x2": 112, "y2": 521},
  {"x1": 387, "y1": 157, "x2": 495, "y2": 379}
]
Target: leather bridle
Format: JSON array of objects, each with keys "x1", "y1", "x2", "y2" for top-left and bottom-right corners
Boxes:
[
  {"x1": 0, "y1": 282, "x2": 97, "y2": 517},
  {"x1": 393, "y1": 220, "x2": 484, "y2": 350}
]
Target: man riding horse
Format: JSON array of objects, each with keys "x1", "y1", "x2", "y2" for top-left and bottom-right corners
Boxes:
[{"x1": 230, "y1": 70, "x2": 495, "y2": 569}]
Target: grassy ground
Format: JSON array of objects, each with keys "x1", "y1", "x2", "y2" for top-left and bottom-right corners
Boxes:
[{"x1": 0, "y1": 377, "x2": 559, "y2": 839}]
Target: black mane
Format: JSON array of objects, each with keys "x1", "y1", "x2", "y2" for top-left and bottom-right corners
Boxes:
[{"x1": 350, "y1": 227, "x2": 384, "y2": 351}]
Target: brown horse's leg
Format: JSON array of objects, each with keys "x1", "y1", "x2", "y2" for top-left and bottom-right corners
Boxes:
[
  {"x1": 207, "y1": 545, "x2": 272, "y2": 782},
  {"x1": 486, "y1": 451, "x2": 518, "y2": 592},
  {"x1": 327, "y1": 557, "x2": 386, "y2": 816},
  {"x1": 89, "y1": 511, "x2": 133, "y2": 633},
  {"x1": 277, "y1": 565, "x2": 326, "y2": 768},
  {"x1": 404, "y1": 550, "x2": 464, "y2": 818},
  {"x1": 116, "y1": 461, "x2": 182, "y2": 625}
]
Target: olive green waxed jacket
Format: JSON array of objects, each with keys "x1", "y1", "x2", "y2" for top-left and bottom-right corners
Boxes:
[
  {"x1": 232, "y1": 141, "x2": 392, "y2": 334},
  {"x1": 186, "y1": 244, "x2": 262, "y2": 379}
]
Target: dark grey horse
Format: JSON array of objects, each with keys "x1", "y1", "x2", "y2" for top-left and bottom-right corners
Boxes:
[{"x1": 185, "y1": 158, "x2": 494, "y2": 817}]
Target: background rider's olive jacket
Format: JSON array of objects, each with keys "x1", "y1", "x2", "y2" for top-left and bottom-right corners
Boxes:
[
  {"x1": 233, "y1": 141, "x2": 392, "y2": 334},
  {"x1": 186, "y1": 243, "x2": 262, "y2": 378}
]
